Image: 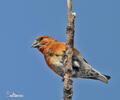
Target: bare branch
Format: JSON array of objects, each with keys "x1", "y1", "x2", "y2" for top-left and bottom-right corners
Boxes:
[{"x1": 63, "y1": 0, "x2": 76, "y2": 100}]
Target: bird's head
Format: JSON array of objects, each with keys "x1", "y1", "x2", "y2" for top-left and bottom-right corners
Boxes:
[{"x1": 32, "y1": 35, "x2": 57, "y2": 52}]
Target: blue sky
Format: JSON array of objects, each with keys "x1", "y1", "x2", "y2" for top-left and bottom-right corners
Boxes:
[{"x1": 0, "y1": 0, "x2": 119, "y2": 100}]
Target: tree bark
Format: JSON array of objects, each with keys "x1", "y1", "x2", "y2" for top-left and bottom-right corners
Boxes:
[{"x1": 63, "y1": 0, "x2": 76, "y2": 100}]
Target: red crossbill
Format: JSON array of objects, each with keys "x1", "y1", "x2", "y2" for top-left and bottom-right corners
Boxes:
[{"x1": 32, "y1": 35, "x2": 111, "y2": 84}]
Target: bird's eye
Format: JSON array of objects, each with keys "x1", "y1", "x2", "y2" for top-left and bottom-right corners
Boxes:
[{"x1": 38, "y1": 37, "x2": 44, "y2": 41}]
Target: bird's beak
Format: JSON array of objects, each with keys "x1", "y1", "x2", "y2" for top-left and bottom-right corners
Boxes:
[{"x1": 31, "y1": 40, "x2": 40, "y2": 48}]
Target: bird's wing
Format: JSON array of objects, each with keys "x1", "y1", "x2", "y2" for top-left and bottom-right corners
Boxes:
[{"x1": 72, "y1": 48, "x2": 109, "y2": 83}]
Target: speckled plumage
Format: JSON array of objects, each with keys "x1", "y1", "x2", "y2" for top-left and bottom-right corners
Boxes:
[{"x1": 32, "y1": 35, "x2": 111, "y2": 84}]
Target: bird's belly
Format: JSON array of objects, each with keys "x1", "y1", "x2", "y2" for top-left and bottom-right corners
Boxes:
[
  {"x1": 52, "y1": 56, "x2": 64, "y2": 76},
  {"x1": 46, "y1": 56, "x2": 64, "y2": 76}
]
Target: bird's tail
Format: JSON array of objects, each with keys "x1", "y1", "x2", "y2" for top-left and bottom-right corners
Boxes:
[
  {"x1": 97, "y1": 74, "x2": 111, "y2": 84},
  {"x1": 73, "y1": 61, "x2": 111, "y2": 84},
  {"x1": 103, "y1": 74, "x2": 111, "y2": 80}
]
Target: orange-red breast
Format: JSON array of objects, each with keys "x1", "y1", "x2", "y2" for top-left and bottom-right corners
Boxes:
[{"x1": 32, "y1": 35, "x2": 111, "y2": 83}]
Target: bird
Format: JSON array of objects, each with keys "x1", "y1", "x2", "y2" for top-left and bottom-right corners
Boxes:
[{"x1": 32, "y1": 35, "x2": 111, "y2": 84}]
